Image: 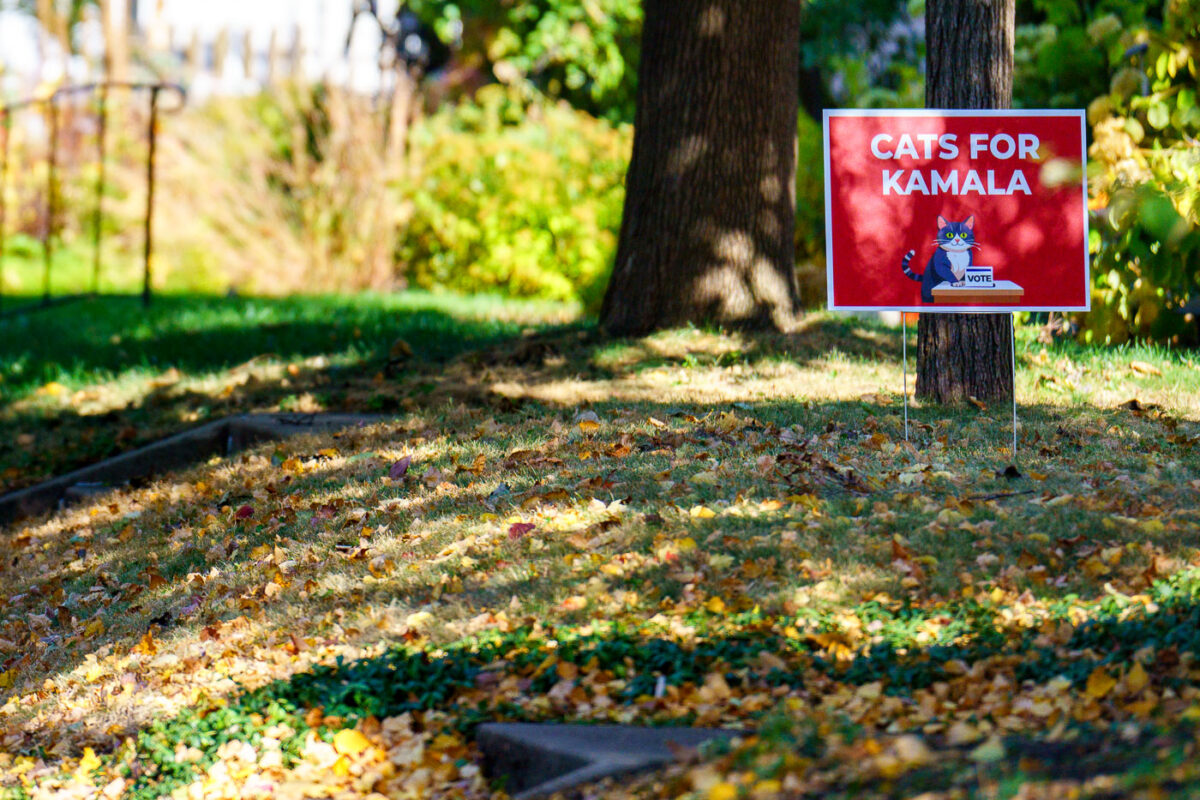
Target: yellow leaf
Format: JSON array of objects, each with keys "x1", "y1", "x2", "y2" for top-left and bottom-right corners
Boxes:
[
  {"x1": 708, "y1": 553, "x2": 735, "y2": 570},
  {"x1": 133, "y1": 630, "x2": 158, "y2": 656},
  {"x1": 1126, "y1": 661, "x2": 1150, "y2": 694},
  {"x1": 892, "y1": 734, "x2": 932, "y2": 764},
  {"x1": 1030, "y1": 700, "x2": 1055, "y2": 717},
  {"x1": 1130, "y1": 360, "x2": 1163, "y2": 376},
  {"x1": 578, "y1": 419, "x2": 600, "y2": 434},
  {"x1": 85, "y1": 619, "x2": 105, "y2": 637},
  {"x1": 856, "y1": 682, "x2": 882, "y2": 700},
  {"x1": 708, "y1": 782, "x2": 739, "y2": 800},
  {"x1": 77, "y1": 747, "x2": 102, "y2": 776},
  {"x1": 405, "y1": 611, "x2": 433, "y2": 629},
  {"x1": 945, "y1": 720, "x2": 982, "y2": 746},
  {"x1": 1141, "y1": 519, "x2": 1165, "y2": 534},
  {"x1": 1086, "y1": 666, "x2": 1118, "y2": 698},
  {"x1": 705, "y1": 597, "x2": 726, "y2": 614},
  {"x1": 332, "y1": 755, "x2": 351, "y2": 777},
  {"x1": 37, "y1": 381, "x2": 68, "y2": 397},
  {"x1": 969, "y1": 735, "x2": 1006, "y2": 763},
  {"x1": 1081, "y1": 556, "x2": 1108, "y2": 579},
  {"x1": 333, "y1": 729, "x2": 372, "y2": 757},
  {"x1": 689, "y1": 470, "x2": 719, "y2": 485},
  {"x1": 0, "y1": 669, "x2": 12, "y2": 689},
  {"x1": 689, "y1": 506, "x2": 716, "y2": 519},
  {"x1": 1101, "y1": 546, "x2": 1124, "y2": 566},
  {"x1": 368, "y1": 556, "x2": 394, "y2": 577},
  {"x1": 1124, "y1": 696, "x2": 1157, "y2": 717},
  {"x1": 676, "y1": 537, "x2": 698, "y2": 552}
]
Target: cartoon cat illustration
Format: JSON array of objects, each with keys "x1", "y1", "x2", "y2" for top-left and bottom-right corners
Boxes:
[{"x1": 902, "y1": 215, "x2": 978, "y2": 303}]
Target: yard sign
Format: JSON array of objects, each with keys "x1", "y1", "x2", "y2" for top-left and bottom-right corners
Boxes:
[{"x1": 823, "y1": 109, "x2": 1089, "y2": 313}]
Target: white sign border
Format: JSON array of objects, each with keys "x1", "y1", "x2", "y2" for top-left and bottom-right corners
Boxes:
[{"x1": 822, "y1": 108, "x2": 1091, "y2": 314}]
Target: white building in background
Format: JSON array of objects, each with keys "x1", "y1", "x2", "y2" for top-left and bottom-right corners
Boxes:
[
  {"x1": 0, "y1": 0, "x2": 398, "y2": 103},
  {"x1": 0, "y1": 0, "x2": 96, "y2": 98},
  {"x1": 133, "y1": 0, "x2": 398, "y2": 98}
]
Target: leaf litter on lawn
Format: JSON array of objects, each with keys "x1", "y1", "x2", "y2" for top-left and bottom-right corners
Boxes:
[{"x1": 1, "y1": 323, "x2": 1200, "y2": 799}]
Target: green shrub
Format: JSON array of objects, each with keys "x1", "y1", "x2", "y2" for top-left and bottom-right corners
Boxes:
[
  {"x1": 796, "y1": 113, "x2": 829, "y2": 309},
  {"x1": 1081, "y1": 1, "x2": 1200, "y2": 344},
  {"x1": 397, "y1": 87, "x2": 630, "y2": 314}
]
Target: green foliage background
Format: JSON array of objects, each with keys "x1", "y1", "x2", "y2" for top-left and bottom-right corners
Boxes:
[
  {"x1": 398, "y1": 86, "x2": 629, "y2": 312},
  {"x1": 3, "y1": 0, "x2": 1197, "y2": 341},
  {"x1": 393, "y1": 0, "x2": 1198, "y2": 341}
]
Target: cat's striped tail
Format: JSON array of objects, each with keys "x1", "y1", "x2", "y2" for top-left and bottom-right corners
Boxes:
[{"x1": 901, "y1": 250, "x2": 921, "y2": 281}]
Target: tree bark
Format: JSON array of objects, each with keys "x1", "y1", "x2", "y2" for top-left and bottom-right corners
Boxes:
[
  {"x1": 916, "y1": 0, "x2": 1016, "y2": 403},
  {"x1": 599, "y1": 0, "x2": 803, "y2": 337}
]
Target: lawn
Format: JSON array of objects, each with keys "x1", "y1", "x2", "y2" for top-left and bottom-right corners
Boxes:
[
  {"x1": 0, "y1": 291, "x2": 577, "y2": 493},
  {"x1": 2, "y1": 296, "x2": 1200, "y2": 799}
]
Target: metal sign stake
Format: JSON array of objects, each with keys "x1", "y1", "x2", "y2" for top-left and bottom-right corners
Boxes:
[
  {"x1": 902, "y1": 314, "x2": 910, "y2": 442},
  {"x1": 1010, "y1": 312, "x2": 1018, "y2": 456}
]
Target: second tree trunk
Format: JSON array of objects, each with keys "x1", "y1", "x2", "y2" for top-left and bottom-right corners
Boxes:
[{"x1": 916, "y1": 0, "x2": 1016, "y2": 403}]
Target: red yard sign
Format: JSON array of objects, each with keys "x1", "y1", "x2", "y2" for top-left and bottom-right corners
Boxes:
[{"x1": 823, "y1": 110, "x2": 1089, "y2": 312}]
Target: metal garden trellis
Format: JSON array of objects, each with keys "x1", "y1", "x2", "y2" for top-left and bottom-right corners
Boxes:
[{"x1": 0, "y1": 81, "x2": 186, "y2": 316}]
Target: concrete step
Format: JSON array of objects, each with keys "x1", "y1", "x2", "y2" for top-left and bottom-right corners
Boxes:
[
  {"x1": 476, "y1": 723, "x2": 744, "y2": 799},
  {"x1": 0, "y1": 413, "x2": 390, "y2": 526}
]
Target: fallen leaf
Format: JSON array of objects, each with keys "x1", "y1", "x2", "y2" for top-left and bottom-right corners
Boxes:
[
  {"x1": 1126, "y1": 661, "x2": 1150, "y2": 694},
  {"x1": 390, "y1": 338, "x2": 413, "y2": 359},
  {"x1": 508, "y1": 523, "x2": 535, "y2": 540},
  {"x1": 1086, "y1": 666, "x2": 1118, "y2": 698},
  {"x1": 333, "y1": 729, "x2": 371, "y2": 757},
  {"x1": 576, "y1": 410, "x2": 601, "y2": 434},
  {"x1": 559, "y1": 595, "x2": 588, "y2": 612},
  {"x1": 388, "y1": 456, "x2": 412, "y2": 480},
  {"x1": 969, "y1": 735, "x2": 1006, "y2": 763}
]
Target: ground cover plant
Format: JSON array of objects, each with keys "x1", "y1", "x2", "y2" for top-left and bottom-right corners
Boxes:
[{"x1": 1, "y1": 304, "x2": 1199, "y2": 799}]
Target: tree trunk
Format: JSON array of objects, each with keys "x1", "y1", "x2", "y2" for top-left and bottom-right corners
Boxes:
[
  {"x1": 916, "y1": 0, "x2": 1016, "y2": 403},
  {"x1": 599, "y1": 0, "x2": 803, "y2": 337}
]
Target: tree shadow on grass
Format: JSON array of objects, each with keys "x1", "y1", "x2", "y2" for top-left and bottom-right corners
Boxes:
[
  {"x1": 0, "y1": 293, "x2": 580, "y2": 493},
  {"x1": 102, "y1": 581, "x2": 1200, "y2": 799},
  {"x1": 1, "y1": 309, "x2": 1198, "y2": 796},
  {"x1": 0, "y1": 305, "x2": 912, "y2": 496},
  {"x1": 1, "y1": 380, "x2": 1196, "y2": 761}
]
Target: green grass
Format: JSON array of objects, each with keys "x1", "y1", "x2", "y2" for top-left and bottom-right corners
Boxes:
[
  {"x1": 0, "y1": 291, "x2": 578, "y2": 492},
  {"x1": 3, "y1": 301, "x2": 1200, "y2": 799},
  {"x1": 0, "y1": 234, "x2": 130, "y2": 300}
]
